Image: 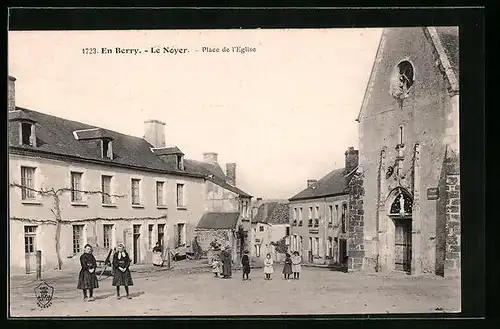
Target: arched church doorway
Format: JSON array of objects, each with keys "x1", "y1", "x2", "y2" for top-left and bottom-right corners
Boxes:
[{"x1": 388, "y1": 188, "x2": 413, "y2": 273}]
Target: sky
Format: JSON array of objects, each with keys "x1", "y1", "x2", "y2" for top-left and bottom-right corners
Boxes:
[{"x1": 8, "y1": 28, "x2": 382, "y2": 199}]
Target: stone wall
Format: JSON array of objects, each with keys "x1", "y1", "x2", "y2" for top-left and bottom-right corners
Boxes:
[
  {"x1": 195, "y1": 228, "x2": 242, "y2": 263},
  {"x1": 347, "y1": 168, "x2": 365, "y2": 271},
  {"x1": 444, "y1": 150, "x2": 460, "y2": 277}
]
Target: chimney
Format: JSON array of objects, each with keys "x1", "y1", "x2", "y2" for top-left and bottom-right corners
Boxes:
[
  {"x1": 144, "y1": 119, "x2": 166, "y2": 148},
  {"x1": 8, "y1": 76, "x2": 16, "y2": 112},
  {"x1": 203, "y1": 152, "x2": 218, "y2": 163},
  {"x1": 307, "y1": 179, "x2": 318, "y2": 188},
  {"x1": 345, "y1": 146, "x2": 359, "y2": 174},
  {"x1": 226, "y1": 163, "x2": 236, "y2": 186}
]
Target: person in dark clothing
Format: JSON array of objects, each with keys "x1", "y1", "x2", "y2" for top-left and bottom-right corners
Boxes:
[
  {"x1": 152, "y1": 242, "x2": 163, "y2": 267},
  {"x1": 77, "y1": 244, "x2": 99, "y2": 302},
  {"x1": 112, "y1": 243, "x2": 134, "y2": 299},
  {"x1": 283, "y1": 253, "x2": 293, "y2": 279},
  {"x1": 152, "y1": 242, "x2": 162, "y2": 253},
  {"x1": 221, "y1": 246, "x2": 232, "y2": 278},
  {"x1": 241, "y1": 250, "x2": 251, "y2": 280}
]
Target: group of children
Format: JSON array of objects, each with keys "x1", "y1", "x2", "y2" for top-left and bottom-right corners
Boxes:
[
  {"x1": 77, "y1": 243, "x2": 134, "y2": 302},
  {"x1": 212, "y1": 250, "x2": 302, "y2": 281}
]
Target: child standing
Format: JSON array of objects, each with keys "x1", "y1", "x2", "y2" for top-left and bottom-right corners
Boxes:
[
  {"x1": 112, "y1": 243, "x2": 134, "y2": 300},
  {"x1": 77, "y1": 244, "x2": 99, "y2": 302},
  {"x1": 282, "y1": 253, "x2": 293, "y2": 279},
  {"x1": 263, "y1": 253, "x2": 274, "y2": 280},
  {"x1": 241, "y1": 250, "x2": 251, "y2": 281},
  {"x1": 212, "y1": 255, "x2": 221, "y2": 278},
  {"x1": 292, "y1": 251, "x2": 302, "y2": 280}
]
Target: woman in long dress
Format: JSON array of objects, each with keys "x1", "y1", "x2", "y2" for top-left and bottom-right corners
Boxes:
[
  {"x1": 291, "y1": 251, "x2": 302, "y2": 280},
  {"x1": 112, "y1": 243, "x2": 134, "y2": 299},
  {"x1": 263, "y1": 253, "x2": 274, "y2": 280},
  {"x1": 221, "y1": 246, "x2": 232, "y2": 278},
  {"x1": 152, "y1": 242, "x2": 163, "y2": 267},
  {"x1": 77, "y1": 244, "x2": 99, "y2": 302},
  {"x1": 282, "y1": 253, "x2": 293, "y2": 279}
]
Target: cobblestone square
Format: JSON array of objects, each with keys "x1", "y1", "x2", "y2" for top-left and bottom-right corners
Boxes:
[{"x1": 10, "y1": 266, "x2": 460, "y2": 317}]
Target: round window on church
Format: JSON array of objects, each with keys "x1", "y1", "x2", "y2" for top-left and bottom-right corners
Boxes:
[
  {"x1": 390, "y1": 191, "x2": 413, "y2": 215},
  {"x1": 389, "y1": 60, "x2": 415, "y2": 100}
]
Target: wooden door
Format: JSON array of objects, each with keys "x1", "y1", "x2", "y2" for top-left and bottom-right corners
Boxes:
[
  {"x1": 24, "y1": 226, "x2": 37, "y2": 274},
  {"x1": 394, "y1": 219, "x2": 412, "y2": 272},
  {"x1": 339, "y1": 238, "x2": 348, "y2": 266},
  {"x1": 133, "y1": 225, "x2": 141, "y2": 264}
]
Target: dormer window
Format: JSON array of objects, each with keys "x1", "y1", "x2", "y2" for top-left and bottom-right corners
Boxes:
[
  {"x1": 177, "y1": 155, "x2": 184, "y2": 170},
  {"x1": 20, "y1": 122, "x2": 36, "y2": 147},
  {"x1": 101, "y1": 139, "x2": 113, "y2": 159}
]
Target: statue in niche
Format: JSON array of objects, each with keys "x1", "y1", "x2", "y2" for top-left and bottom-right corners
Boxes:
[
  {"x1": 389, "y1": 60, "x2": 415, "y2": 108},
  {"x1": 399, "y1": 193, "x2": 405, "y2": 215},
  {"x1": 386, "y1": 166, "x2": 394, "y2": 179}
]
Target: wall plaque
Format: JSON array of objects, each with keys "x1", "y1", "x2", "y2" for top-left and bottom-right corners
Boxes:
[
  {"x1": 309, "y1": 229, "x2": 319, "y2": 234},
  {"x1": 427, "y1": 187, "x2": 439, "y2": 200}
]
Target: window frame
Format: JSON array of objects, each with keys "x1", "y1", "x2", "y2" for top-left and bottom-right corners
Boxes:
[
  {"x1": 20, "y1": 166, "x2": 36, "y2": 200},
  {"x1": 101, "y1": 175, "x2": 113, "y2": 206},
  {"x1": 103, "y1": 224, "x2": 114, "y2": 249},
  {"x1": 156, "y1": 180, "x2": 166, "y2": 208},
  {"x1": 72, "y1": 224, "x2": 85, "y2": 255},
  {"x1": 24, "y1": 225, "x2": 37, "y2": 254},
  {"x1": 176, "y1": 183, "x2": 186, "y2": 208},
  {"x1": 70, "y1": 171, "x2": 84, "y2": 203},
  {"x1": 131, "y1": 178, "x2": 142, "y2": 206}
]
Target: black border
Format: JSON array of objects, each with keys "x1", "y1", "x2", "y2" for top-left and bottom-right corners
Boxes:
[{"x1": 5, "y1": 6, "x2": 486, "y2": 328}]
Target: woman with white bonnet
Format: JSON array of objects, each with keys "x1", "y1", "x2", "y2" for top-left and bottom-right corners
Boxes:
[{"x1": 112, "y1": 243, "x2": 134, "y2": 299}]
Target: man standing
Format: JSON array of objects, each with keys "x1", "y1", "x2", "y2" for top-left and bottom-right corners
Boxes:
[{"x1": 221, "y1": 246, "x2": 232, "y2": 279}]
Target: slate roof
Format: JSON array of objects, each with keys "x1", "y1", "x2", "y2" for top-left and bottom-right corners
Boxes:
[
  {"x1": 8, "y1": 107, "x2": 204, "y2": 178},
  {"x1": 434, "y1": 27, "x2": 459, "y2": 79},
  {"x1": 183, "y1": 159, "x2": 252, "y2": 197},
  {"x1": 196, "y1": 212, "x2": 240, "y2": 230},
  {"x1": 288, "y1": 168, "x2": 354, "y2": 201},
  {"x1": 152, "y1": 146, "x2": 184, "y2": 156},
  {"x1": 8, "y1": 106, "x2": 252, "y2": 197},
  {"x1": 253, "y1": 202, "x2": 290, "y2": 225},
  {"x1": 73, "y1": 128, "x2": 114, "y2": 140}
]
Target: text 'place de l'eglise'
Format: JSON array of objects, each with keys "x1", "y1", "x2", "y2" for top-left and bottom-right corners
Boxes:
[{"x1": 9, "y1": 27, "x2": 460, "y2": 279}]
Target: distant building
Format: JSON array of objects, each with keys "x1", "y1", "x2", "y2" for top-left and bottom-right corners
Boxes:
[
  {"x1": 250, "y1": 201, "x2": 290, "y2": 262},
  {"x1": 189, "y1": 154, "x2": 253, "y2": 262},
  {"x1": 288, "y1": 148, "x2": 359, "y2": 266},
  {"x1": 353, "y1": 27, "x2": 460, "y2": 276}
]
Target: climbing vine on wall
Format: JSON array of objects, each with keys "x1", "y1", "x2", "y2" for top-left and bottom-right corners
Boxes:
[{"x1": 9, "y1": 182, "x2": 125, "y2": 270}]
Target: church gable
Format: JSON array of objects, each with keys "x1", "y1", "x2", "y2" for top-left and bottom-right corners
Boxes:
[{"x1": 357, "y1": 27, "x2": 458, "y2": 124}]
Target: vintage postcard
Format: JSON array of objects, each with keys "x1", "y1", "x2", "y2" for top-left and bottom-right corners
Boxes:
[{"x1": 8, "y1": 24, "x2": 461, "y2": 317}]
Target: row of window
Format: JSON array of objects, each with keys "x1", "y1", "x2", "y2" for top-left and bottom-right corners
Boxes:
[
  {"x1": 24, "y1": 223, "x2": 174, "y2": 257},
  {"x1": 19, "y1": 166, "x2": 187, "y2": 208},
  {"x1": 289, "y1": 235, "x2": 338, "y2": 258},
  {"x1": 292, "y1": 204, "x2": 347, "y2": 233}
]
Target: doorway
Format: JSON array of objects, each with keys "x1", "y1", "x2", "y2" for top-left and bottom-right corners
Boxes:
[
  {"x1": 24, "y1": 226, "x2": 37, "y2": 274},
  {"x1": 394, "y1": 219, "x2": 412, "y2": 273},
  {"x1": 133, "y1": 225, "x2": 141, "y2": 264},
  {"x1": 339, "y1": 238, "x2": 348, "y2": 266},
  {"x1": 157, "y1": 224, "x2": 165, "y2": 248}
]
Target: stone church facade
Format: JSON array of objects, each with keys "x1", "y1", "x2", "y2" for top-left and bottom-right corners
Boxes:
[{"x1": 350, "y1": 27, "x2": 460, "y2": 277}]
